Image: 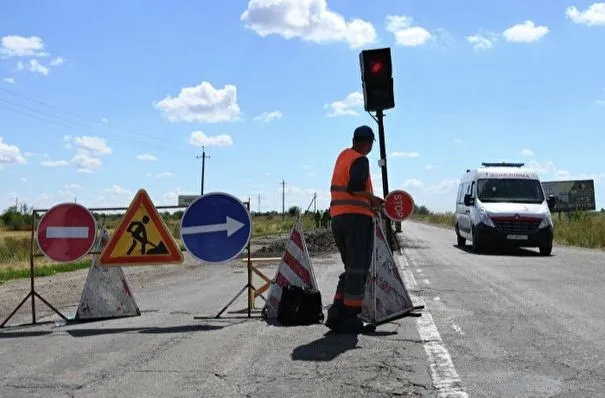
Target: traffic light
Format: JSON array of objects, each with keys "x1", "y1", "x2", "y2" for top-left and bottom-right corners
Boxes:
[{"x1": 359, "y1": 47, "x2": 395, "y2": 112}]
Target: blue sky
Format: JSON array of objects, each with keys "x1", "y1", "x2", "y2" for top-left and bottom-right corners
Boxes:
[{"x1": 1, "y1": 0, "x2": 604, "y2": 214}]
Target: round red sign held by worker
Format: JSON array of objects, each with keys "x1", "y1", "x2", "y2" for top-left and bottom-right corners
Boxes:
[
  {"x1": 36, "y1": 202, "x2": 97, "y2": 263},
  {"x1": 384, "y1": 190, "x2": 415, "y2": 222}
]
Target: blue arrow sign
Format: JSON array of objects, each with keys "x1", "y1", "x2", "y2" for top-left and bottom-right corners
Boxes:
[{"x1": 180, "y1": 192, "x2": 252, "y2": 264}]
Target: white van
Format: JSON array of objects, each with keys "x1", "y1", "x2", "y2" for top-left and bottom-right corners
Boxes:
[{"x1": 454, "y1": 162, "x2": 557, "y2": 256}]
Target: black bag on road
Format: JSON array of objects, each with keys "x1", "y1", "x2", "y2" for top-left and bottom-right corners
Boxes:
[{"x1": 277, "y1": 285, "x2": 324, "y2": 326}]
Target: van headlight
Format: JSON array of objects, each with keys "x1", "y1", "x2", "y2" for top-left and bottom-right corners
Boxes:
[
  {"x1": 538, "y1": 215, "x2": 553, "y2": 229},
  {"x1": 479, "y1": 208, "x2": 495, "y2": 227}
]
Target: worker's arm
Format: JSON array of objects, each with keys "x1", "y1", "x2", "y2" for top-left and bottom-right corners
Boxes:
[{"x1": 347, "y1": 157, "x2": 384, "y2": 206}]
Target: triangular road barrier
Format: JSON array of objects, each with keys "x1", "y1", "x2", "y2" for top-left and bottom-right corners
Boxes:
[
  {"x1": 75, "y1": 226, "x2": 141, "y2": 321},
  {"x1": 262, "y1": 217, "x2": 319, "y2": 319},
  {"x1": 360, "y1": 217, "x2": 418, "y2": 325}
]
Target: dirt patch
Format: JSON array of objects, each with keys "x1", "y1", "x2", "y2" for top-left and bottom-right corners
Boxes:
[{"x1": 252, "y1": 228, "x2": 338, "y2": 257}]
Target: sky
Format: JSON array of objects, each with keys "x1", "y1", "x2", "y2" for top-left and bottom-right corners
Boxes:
[{"x1": 1, "y1": 0, "x2": 604, "y2": 214}]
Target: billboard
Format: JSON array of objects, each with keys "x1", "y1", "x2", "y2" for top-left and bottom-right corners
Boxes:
[
  {"x1": 178, "y1": 195, "x2": 200, "y2": 207},
  {"x1": 541, "y1": 179, "x2": 596, "y2": 212}
]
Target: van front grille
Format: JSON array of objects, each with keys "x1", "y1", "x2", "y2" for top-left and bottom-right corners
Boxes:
[{"x1": 493, "y1": 220, "x2": 540, "y2": 234}]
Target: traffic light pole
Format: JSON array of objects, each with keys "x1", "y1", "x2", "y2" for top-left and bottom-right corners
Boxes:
[{"x1": 375, "y1": 110, "x2": 395, "y2": 250}]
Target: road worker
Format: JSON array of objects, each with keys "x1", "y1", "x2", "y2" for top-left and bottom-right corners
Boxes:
[{"x1": 326, "y1": 125, "x2": 384, "y2": 333}]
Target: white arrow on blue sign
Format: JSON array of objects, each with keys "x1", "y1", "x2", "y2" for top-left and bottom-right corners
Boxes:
[{"x1": 180, "y1": 192, "x2": 252, "y2": 264}]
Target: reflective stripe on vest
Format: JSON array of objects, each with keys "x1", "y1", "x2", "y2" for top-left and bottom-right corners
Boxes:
[{"x1": 329, "y1": 148, "x2": 374, "y2": 217}]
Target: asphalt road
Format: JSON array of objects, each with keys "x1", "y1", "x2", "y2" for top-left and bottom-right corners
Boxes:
[
  {"x1": 0, "y1": 251, "x2": 433, "y2": 398},
  {"x1": 399, "y1": 221, "x2": 605, "y2": 397},
  {"x1": 2, "y1": 221, "x2": 604, "y2": 397}
]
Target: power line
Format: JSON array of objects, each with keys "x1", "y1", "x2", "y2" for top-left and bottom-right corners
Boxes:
[{"x1": 0, "y1": 88, "x2": 192, "y2": 156}]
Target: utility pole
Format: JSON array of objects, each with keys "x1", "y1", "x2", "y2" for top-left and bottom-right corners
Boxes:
[
  {"x1": 257, "y1": 194, "x2": 261, "y2": 213},
  {"x1": 313, "y1": 192, "x2": 317, "y2": 213},
  {"x1": 281, "y1": 178, "x2": 287, "y2": 220},
  {"x1": 196, "y1": 147, "x2": 210, "y2": 195}
]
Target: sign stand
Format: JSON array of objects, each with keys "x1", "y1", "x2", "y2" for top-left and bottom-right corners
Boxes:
[
  {"x1": 1, "y1": 213, "x2": 68, "y2": 328},
  {"x1": 186, "y1": 195, "x2": 256, "y2": 319}
]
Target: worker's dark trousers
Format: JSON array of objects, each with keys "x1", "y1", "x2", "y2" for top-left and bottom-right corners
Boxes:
[{"x1": 331, "y1": 213, "x2": 374, "y2": 313}]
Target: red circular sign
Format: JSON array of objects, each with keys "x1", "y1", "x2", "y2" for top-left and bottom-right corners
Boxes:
[
  {"x1": 384, "y1": 190, "x2": 415, "y2": 222},
  {"x1": 36, "y1": 203, "x2": 97, "y2": 262}
]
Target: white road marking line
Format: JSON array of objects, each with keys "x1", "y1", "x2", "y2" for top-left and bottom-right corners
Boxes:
[
  {"x1": 434, "y1": 296, "x2": 441, "y2": 301},
  {"x1": 399, "y1": 252, "x2": 468, "y2": 398},
  {"x1": 423, "y1": 278, "x2": 431, "y2": 285},
  {"x1": 46, "y1": 227, "x2": 89, "y2": 239},
  {"x1": 417, "y1": 268, "x2": 423, "y2": 273}
]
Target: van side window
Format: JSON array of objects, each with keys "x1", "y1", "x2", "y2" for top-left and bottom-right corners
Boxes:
[
  {"x1": 469, "y1": 181, "x2": 475, "y2": 197},
  {"x1": 457, "y1": 184, "x2": 464, "y2": 204}
]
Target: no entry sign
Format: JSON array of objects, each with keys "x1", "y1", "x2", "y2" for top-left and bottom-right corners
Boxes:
[
  {"x1": 36, "y1": 203, "x2": 97, "y2": 263},
  {"x1": 384, "y1": 190, "x2": 415, "y2": 222}
]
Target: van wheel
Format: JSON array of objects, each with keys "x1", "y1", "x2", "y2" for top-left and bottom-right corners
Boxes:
[
  {"x1": 539, "y1": 242, "x2": 552, "y2": 256},
  {"x1": 455, "y1": 224, "x2": 465, "y2": 246}
]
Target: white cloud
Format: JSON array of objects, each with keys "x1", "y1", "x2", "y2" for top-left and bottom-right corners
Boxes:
[
  {"x1": 103, "y1": 185, "x2": 132, "y2": 197},
  {"x1": 426, "y1": 179, "x2": 459, "y2": 194},
  {"x1": 518, "y1": 148, "x2": 534, "y2": 157},
  {"x1": 0, "y1": 137, "x2": 27, "y2": 166},
  {"x1": 73, "y1": 136, "x2": 112, "y2": 155},
  {"x1": 72, "y1": 150, "x2": 101, "y2": 173},
  {"x1": 137, "y1": 154, "x2": 157, "y2": 161},
  {"x1": 0, "y1": 35, "x2": 48, "y2": 57},
  {"x1": 385, "y1": 15, "x2": 433, "y2": 47},
  {"x1": 391, "y1": 151, "x2": 420, "y2": 158},
  {"x1": 240, "y1": 0, "x2": 377, "y2": 49},
  {"x1": 253, "y1": 110, "x2": 283, "y2": 122},
  {"x1": 425, "y1": 164, "x2": 439, "y2": 170},
  {"x1": 17, "y1": 59, "x2": 48, "y2": 76},
  {"x1": 596, "y1": 99, "x2": 605, "y2": 106},
  {"x1": 403, "y1": 178, "x2": 424, "y2": 189},
  {"x1": 325, "y1": 91, "x2": 363, "y2": 117},
  {"x1": 3, "y1": 77, "x2": 15, "y2": 84},
  {"x1": 41, "y1": 159, "x2": 69, "y2": 167},
  {"x1": 189, "y1": 131, "x2": 234, "y2": 147},
  {"x1": 161, "y1": 187, "x2": 188, "y2": 206},
  {"x1": 466, "y1": 31, "x2": 499, "y2": 52},
  {"x1": 49, "y1": 56, "x2": 64, "y2": 66},
  {"x1": 566, "y1": 3, "x2": 605, "y2": 26},
  {"x1": 20, "y1": 177, "x2": 27, "y2": 182},
  {"x1": 454, "y1": 138, "x2": 464, "y2": 144},
  {"x1": 153, "y1": 81, "x2": 242, "y2": 123},
  {"x1": 156, "y1": 172, "x2": 173, "y2": 178},
  {"x1": 502, "y1": 20, "x2": 549, "y2": 43},
  {"x1": 101, "y1": 118, "x2": 109, "y2": 124}
]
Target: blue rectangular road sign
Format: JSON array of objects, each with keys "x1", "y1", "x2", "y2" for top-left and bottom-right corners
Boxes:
[{"x1": 180, "y1": 192, "x2": 252, "y2": 264}]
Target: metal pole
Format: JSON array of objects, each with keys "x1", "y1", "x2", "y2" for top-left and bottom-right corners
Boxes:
[
  {"x1": 197, "y1": 147, "x2": 209, "y2": 196},
  {"x1": 281, "y1": 179, "x2": 286, "y2": 221},
  {"x1": 376, "y1": 110, "x2": 394, "y2": 248}
]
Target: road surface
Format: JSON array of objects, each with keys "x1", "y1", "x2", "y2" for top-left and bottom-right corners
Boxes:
[
  {"x1": 398, "y1": 221, "x2": 605, "y2": 397},
  {"x1": 2, "y1": 221, "x2": 605, "y2": 397},
  {"x1": 0, "y1": 251, "x2": 433, "y2": 397}
]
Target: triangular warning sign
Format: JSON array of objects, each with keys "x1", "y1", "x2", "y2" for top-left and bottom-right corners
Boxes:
[
  {"x1": 262, "y1": 217, "x2": 319, "y2": 319},
  {"x1": 76, "y1": 226, "x2": 140, "y2": 321},
  {"x1": 360, "y1": 217, "x2": 416, "y2": 324},
  {"x1": 99, "y1": 189, "x2": 184, "y2": 267}
]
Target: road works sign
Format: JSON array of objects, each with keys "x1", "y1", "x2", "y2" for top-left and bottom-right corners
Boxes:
[
  {"x1": 99, "y1": 189, "x2": 184, "y2": 267},
  {"x1": 36, "y1": 202, "x2": 97, "y2": 263},
  {"x1": 541, "y1": 179, "x2": 596, "y2": 212},
  {"x1": 383, "y1": 190, "x2": 415, "y2": 222},
  {"x1": 180, "y1": 192, "x2": 252, "y2": 264}
]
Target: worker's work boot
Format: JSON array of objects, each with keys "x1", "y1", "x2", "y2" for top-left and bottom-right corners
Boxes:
[
  {"x1": 335, "y1": 309, "x2": 376, "y2": 334},
  {"x1": 325, "y1": 302, "x2": 343, "y2": 331}
]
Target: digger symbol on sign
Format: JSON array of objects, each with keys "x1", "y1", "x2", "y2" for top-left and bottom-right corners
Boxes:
[{"x1": 126, "y1": 216, "x2": 169, "y2": 255}]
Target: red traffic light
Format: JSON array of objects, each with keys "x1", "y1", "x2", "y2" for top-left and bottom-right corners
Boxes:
[{"x1": 370, "y1": 61, "x2": 384, "y2": 74}]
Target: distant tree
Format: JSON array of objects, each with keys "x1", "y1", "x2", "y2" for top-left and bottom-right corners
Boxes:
[{"x1": 288, "y1": 206, "x2": 301, "y2": 217}]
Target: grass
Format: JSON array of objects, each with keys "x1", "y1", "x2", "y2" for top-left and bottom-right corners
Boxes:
[
  {"x1": 0, "y1": 213, "x2": 317, "y2": 283},
  {"x1": 411, "y1": 211, "x2": 605, "y2": 249}
]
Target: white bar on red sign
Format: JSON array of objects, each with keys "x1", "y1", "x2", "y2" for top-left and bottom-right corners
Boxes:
[{"x1": 46, "y1": 227, "x2": 89, "y2": 239}]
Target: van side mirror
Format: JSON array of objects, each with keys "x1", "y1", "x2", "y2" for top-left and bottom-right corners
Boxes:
[
  {"x1": 547, "y1": 195, "x2": 557, "y2": 211},
  {"x1": 464, "y1": 194, "x2": 474, "y2": 206}
]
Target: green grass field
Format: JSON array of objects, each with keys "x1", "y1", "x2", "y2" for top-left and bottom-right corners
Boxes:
[
  {"x1": 411, "y1": 211, "x2": 605, "y2": 249},
  {"x1": 0, "y1": 214, "x2": 317, "y2": 284}
]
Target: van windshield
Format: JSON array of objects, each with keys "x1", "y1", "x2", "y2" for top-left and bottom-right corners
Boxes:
[{"x1": 477, "y1": 178, "x2": 545, "y2": 204}]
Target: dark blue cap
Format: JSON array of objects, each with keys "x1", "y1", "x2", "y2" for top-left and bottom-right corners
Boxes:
[{"x1": 353, "y1": 125, "x2": 375, "y2": 142}]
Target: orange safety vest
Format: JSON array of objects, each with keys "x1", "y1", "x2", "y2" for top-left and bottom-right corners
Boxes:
[{"x1": 329, "y1": 148, "x2": 374, "y2": 217}]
